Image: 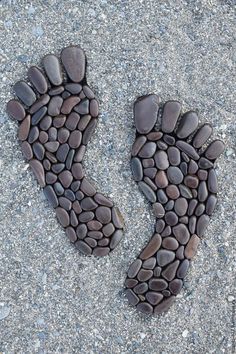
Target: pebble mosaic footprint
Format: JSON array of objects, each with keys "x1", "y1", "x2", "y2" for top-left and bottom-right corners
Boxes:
[
  {"x1": 125, "y1": 94, "x2": 224, "y2": 315},
  {"x1": 7, "y1": 45, "x2": 124, "y2": 257}
]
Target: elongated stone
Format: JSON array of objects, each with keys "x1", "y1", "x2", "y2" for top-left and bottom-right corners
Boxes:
[
  {"x1": 40, "y1": 115, "x2": 52, "y2": 131},
  {"x1": 185, "y1": 234, "x2": 200, "y2": 259},
  {"x1": 28, "y1": 66, "x2": 48, "y2": 94},
  {"x1": 134, "y1": 94, "x2": 160, "y2": 134},
  {"x1": 94, "y1": 193, "x2": 113, "y2": 207},
  {"x1": 142, "y1": 257, "x2": 156, "y2": 269},
  {"x1": 43, "y1": 54, "x2": 62, "y2": 86},
  {"x1": 33, "y1": 142, "x2": 45, "y2": 160},
  {"x1": 193, "y1": 123, "x2": 212, "y2": 148},
  {"x1": 208, "y1": 169, "x2": 218, "y2": 193},
  {"x1": 39, "y1": 131, "x2": 48, "y2": 145},
  {"x1": 21, "y1": 141, "x2": 33, "y2": 160},
  {"x1": 206, "y1": 195, "x2": 217, "y2": 215},
  {"x1": 187, "y1": 199, "x2": 198, "y2": 216},
  {"x1": 176, "y1": 141, "x2": 199, "y2": 160},
  {"x1": 112, "y1": 207, "x2": 124, "y2": 228},
  {"x1": 197, "y1": 214, "x2": 210, "y2": 236},
  {"x1": 82, "y1": 119, "x2": 97, "y2": 145},
  {"x1": 48, "y1": 96, "x2": 63, "y2": 116},
  {"x1": 198, "y1": 181, "x2": 208, "y2": 202},
  {"x1": 173, "y1": 223, "x2": 190, "y2": 244},
  {"x1": 30, "y1": 94, "x2": 50, "y2": 114},
  {"x1": 71, "y1": 163, "x2": 83, "y2": 180},
  {"x1": 162, "y1": 260, "x2": 180, "y2": 281},
  {"x1": 134, "y1": 283, "x2": 149, "y2": 294},
  {"x1": 18, "y1": 115, "x2": 31, "y2": 141},
  {"x1": 140, "y1": 234, "x2": 162, "y2": 260},
  {"x1": 43, "y1": 185, "x2": 58, "y2": 208},
  {"x1": 154, "y1": 150, "x2": 169, "y2": 170},
  {"x1": 138, "y1": 181, "x2": 156, "y2": 203},
  {"x1": 131, "y1": 157, "x2": 143, "y2": 181},
  {"x1": 205, "y1": 140, "x2": 225, "y2": 160},
  {"x1": 167, "y1": 146, "x2": 180, "y2": 166},
  {"x1": 176, "y1": 111, "x2": 198, "y2": 138},
  {"x1": 139, "y1": 142, "x2": 156, "y2": 158},
  {"x1": 110, "y1": 230, "x2": 123, "y2": 249},
  {"x1": 177, "y1": 259, "x2": 189, "y2": 278},
  {"x1": 61, "y1": 46, "x2": 85, "y2": 83},
  {"x1": 13, "y1": 80, "x2": 36, "y2": 106},
  {"x1": 167, "y1": 167, "x2": 183, "y2": 184},
  {"x1": 125, "y1": 289, "x2": 139, "y2": 306},
  {"x1": 75, "y1": 240, "x2": 92, "y2": 255},
  {"x1": 179, "y1": 184, "x2": 192, "y2": 198},
  {"x1": 174, "y1": 198, "x2": 188, "y2": 216},
  {"x1": 131, "y1": 136, "x2": 147, "y2": 156},
  {"x1": 161, "y1": 100, "x2": 181, "y2": 133},
  {"x1": 44, "y1": 141, "x2": 59, "y2": 153},
  {"x1": 128, "y1": 259, "x2": 142, "y2": 278},
  {"x1": 56, "y1": 143, "x2": 70, "y2": 162},
  {"x1": 198, "y1": 157, "x2": 213, "y2": 169},
  {"x1": 29, "y1": 159, "x2": 45, "y2": 187},
  {"x1": 153, "y1": 203, "x2": 165, "y2": 218},
  {"x1": 7, "y1": 99, "x2": 25, "y2": 121}
]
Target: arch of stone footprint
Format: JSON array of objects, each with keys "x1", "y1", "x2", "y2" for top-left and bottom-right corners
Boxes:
[
  {"x1": 125, "y1": 94, "x2": 224, "y2": 315},
  {"x1": 7, "y1": 45, "x2": 124, "y2": 257}
]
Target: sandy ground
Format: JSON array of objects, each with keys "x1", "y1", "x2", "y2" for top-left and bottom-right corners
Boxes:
[{"x1": 0, "y1": 0, "x2": 235, "y2": 353}]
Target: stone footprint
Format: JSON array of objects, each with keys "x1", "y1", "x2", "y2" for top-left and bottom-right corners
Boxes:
[
  {"x1": 125, "y1": 94, "x2": 224, "y2": 314},
  {"x1": 7, "y1": 45, "x2": 124, "y2": 257}
]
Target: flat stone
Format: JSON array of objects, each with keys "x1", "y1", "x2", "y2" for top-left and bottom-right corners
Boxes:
[
  {"x1": 71, "y1": 181, "x2": 81, "y2": 192},
  {"x1": 169, "y1": 279, "x2": 183, "y2": 295},
  {"x1": 185, "y1": 234, "x2": 200, "y2": 259},
  {"x1": 162, "y1": 237, "x2": 179, "y2": 250},
  {"x1": 131, "y1": 157, "x2": 143, "y2": 181},
  {"x1": 64, "y1": 189, "x2": 76, "y2": 201},
  {"x1": 154, "y1": 296, "x2": 175, "y2": 314},
  {"x1": 76, "y1": 224, "x2": 87, "y2": 239},
  {"x1": 149, "y1": 278, "x2": 168, "y2": 291},
  {"x1": 13, "y1": 80, "x2": 36, "y2": 106},
  {"x1": 75, "y1": 240, "x2": 92, "y2": 255},
  {"x1": 134, "y1": 282, "x2": 148, "y2": 294},
  {"x1": 53, "y1": 182, "x2": 64, "y2": 196},
  {"x1": 44, "y1": 142, "x2": 60, "y2": 153},
  {"x1": 208, "y1": 169, "x2": 218, "y2": 193},
  {"x1": 127, "y1": 259, "x2": 142, "y2": 278},
  {"x1": 29, "y1": 159, "x2": 45, "y2": 187},
  {"x1": 163, "y1": 134, "x2": 175, "y2": 145},
  {"x1": 153, "y1": 203, "x2": 165, "y2": 218},
  {"x1": 164, "y1": 211, "x2": 178, "y2": 226},
  {"x1": 177, "y1": 259, "x2": 189, "y2": 278},
  {"x1": 112, "y1": 207, "x2": 124, "y2": 228},
  {"x1": 65, "y1": 83, "x2": 82, "y2": 94},
  {"x1": 176, "y1": 246, "x2": 185, "y2": 260},
  {"x1": 28, "y1": 126, "x2": 39, "y2": 144},
  {"x1": 154, "y1": 150, "x2": 169, "y2": 170},
  {"x1": 71, "y1": 163, "x2": 83, "y2": 180},
  {"x1": 167, "y1": 146, "x2": 180, "y2": 166},
  {"x1": 176, "y1": 141, "x2": 199, "y2": 160},
  {"x1": 137, "y1": 269, "x2": 153, "y2": 282},
  {"x1": 110, "y1": 230, "x2": 123, "y2": 249},
  {"x1": 125, "y1": 279, "x2": 138, "y2": 288},
  {"x1": 70, "y1": 210, "x2": 78, "y2": 227},
  {"x1": 205, "y1": 140, "x2": 225, "y2": 160},
  {"x1": 139, "y1": 142, "x2": 156, "y2": 158},
  {"x1": 45, "y1": 151, "x2": 57, "y2": 163},
  {"x1": 102, "y1": 223, "x2": 115, "y2": 237},
  {"x1": 161, "y1": 101, "x2": 181, "y2": 133},
  {"x1": 140, "y1": 234, "x2": 162, "y2": 260},
  {"x1": 94, "y1": 193, "x2": 113, "y2": 207},
  {"x1": 65, "y1": 149, "x2": 75, "y2": 170},
  {"x1": 166, "y1": 185, "x2": 180, "y2": 199},
  {"x1": 80, "y1": 178, "x2": 96, "y2": 196},
  {"x1": 125, "y1": 289, "x2": 139, "y2": 306},
  {"x1": 198, "y1": 157, "x2": 213, "y2": 169},
  {"x1": 161, "y1": 226, "x2": 171, "y2": 237},
  {"x1": 78, "y1": 211, "x2": 94, "y2": 223},
  {"x1": 93, "y1": 247, "x2": 110, "y2": 257},
  {"x1": 138, "y1": 181, "x2": 156, "y2": 203},
  {"x1": 198, "y1": 181, "x2": 208, "y2": 202},
  {"x1": 162, "y1": 260, "x2": 180, "y2": 281},
  {"x1": 43, "y1": 185, "x2": 58, "y2": 208},
  {"x1": 179, "y1": 184, "x2": 193, "y2": 198},
  {"x1": 28, "y1": 66, "x2": 48, "y2": 94},
  {"x1": 58, "y1": 170, "x2": 73, "y2": 188},
  {"x1": 195, "y1": 203, "x2": 205, "y2": 216},
  {"x1": 61, "y1": 46, "x2": 85, "y2": 83},
  {"x1": 40, "y1": 115, "x2": 52, "y2": 131},
  {"x1": 146, "y1": 292, "x2": 163, "y2": 306},
  {"x1": 49, "y1": 86, "x2": 64, "y2": 96},
  {"x1": 174, "y1": 198, "x2": 188, "y2": 216},
  {"x1": 18, "y1": 115, "x2": 31, "y2": 141},
  {"x1": 82, "y1": 119, "x2": 97, "y2": 145},
  {"x1": 32, "y1": 142, "x2": 45, "y2": 160},
  {"x1": 196, "y1": 214, "x2": 210, "y2": 237},
  {"x1": 89, "y1": 99, "x2": 99, "y2": 117},
  {"x1": 180, "y1": 162, "x2": 188, "y2": 176},
  {"x1": 173, "y1": 223, "x2": 190, "y2": 244},
  {"x1": 48, "y1": 96, "x2": 63, "y2": 116},
  {"x1": 45, "y1": 172, "x2": 57, "y2": 184},
  {"x1": 142, "y1": 257, "x2": 156, "y2": 269},
  {"x1": 156, "y1": 250, "x2": 175, "y2": 266},
  {"x1": 77, "y1": 115, "x2": 91, "y2": 131},
  {"x1": 193, "y1": 123, "x2": 212, "y2": 148},
  {"x1": 75, "y1": 99, "x2": 89, "y2": 115},
  {"x1": 155, "y1": 171, "x2": 168, "y2": 189},
  {"x1": 155, "y1": 219, "x2": 165, "y2": 233},
  {"x1": 184, "y1": 175, "x2": 199, "y2": 189},
  {"x1": 55, "y1": 207, "x2": 70, "y2": 227},
  {"x1": 61, "y1": 96, "x2": 81, "y2": 115},
  {"x1": 66, "y1": 227, "x2": 77, "y2": 243},
  {"x1": 167, "y1": 166, "x2": 183, "y2": 184},
  {"x1": 98, "y1": 238, "x2": 110, "y2": 247},
  {"x1": 7, "y1": 99, "x2": 25, "y2": 121},
  {"x1": 39, "y1": 131, "x2": 48, "y2": 145},
  {"x1": 189, "y1": 216, "x2": 197, "y2": 234},
  {"x1": 30, "y1": 94, "x2": 49, "y2": 115},
  {"x1": 58, "y1": 197, "x2": 72, "y2": 210},
  {"x1": 165, "y1": 200, "x2": 174, "y2": 211},
  {"x1": 176, "y1": 111, "x2": 198, "y2": 138},
  {"x1": 206, "y1": 195, "x2": 217, "y2": 215},
  {"x1": 134, "y1": 94, "x2": 160, "y2": 134},
  {"x1": 95, "y1": 206, "x2": 111, "y2": 224},
  {"x1": 56, "y1": 143, "x2": 70, "y2": 162},
  {"x1": 53, "y1": 115, "x2": 66, "y2": 128},
  {"x1": 43, "y1": 54, "x2": 63, "y2": 86},
  {"x1": 144, "y1": 167, "x2": 157, "y2": 179},
  {"x1": 81, "y1": 197, "x2": 98, "y2": 211},
  {"x1": 131, "y1": 136, "x2": 147, "y2": 156},
  {"x1": 187, "y1": 199, "x2": 198, "y2": 216}
]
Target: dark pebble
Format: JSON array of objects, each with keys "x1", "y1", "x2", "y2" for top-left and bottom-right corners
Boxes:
[
  {"x1": 125, "y1": 279, "x2": 138, "y2": 289},
  {"x1": 146, "y1": 292, "x2": 163, "y2": 306},
  {"x1": 66, "y1": 227, "x2": 77, "y2": 243},
  {"x1": 18, "y1": 115, "x2": 31, "y2": 141},
  {"x1": 198, "y1": 181, "x2": 208, "y2": 202},
  {"x1": 137, "y1": 302, "x2": 153, "y2": 314},
  {"x1": 174, "y1": 198, "x2": 188, "y2": 216},
  {"x1": 197, "y1": 214, "x2": 210, "y2": 237},
  {"x1": 140, "y1": 234, "x2": 162, "y2": 260},
  {"x1": 78, "y1": 115, "x2": 91, "y2": 131},
  {"x1": 76, "y1": 224, "x2": 87, "y2": 239},
  {"x1": 48, "y1": 96, "x2": 63, "y2": 116},
  {"x1": 155, "y1": 171, "x2": 168, "y2": 189},
  {"x1": 7, "y1": 99, "x2": 25, "y2": 121},
  {"x1": 198, "y1": 157, "x2": 213, "y2": 169},
  {"x1": 167, "y1": 166, "x2": 183, "y2": 184},
  {"x1": 94, "y1": 193, "x2": 113, "y2": 207},
  {"x1": 44, "y1": 141, "x2": 59, "y2": 153},
  {"x1": 49, "y1": 86, "x2": 64, "y2": 96},
  {"x1": 53, "y1": 115, "x2": 66, "y2": 128},
  {"x1": 179, "y1": 184, "x2": 193, "y2": 199},
  {"x1": 176, "y1": 111, "x2": 198, "y2": 138},
  {"x1": 187, "y1": 199, "x2": 198, "y2": 216},
  {"x1": 43, "y1": 54, "x2": 63, "y2": 86},
  {"x1": 189, "y1": 216, "x2": 197, "y2": 234},
  {"x1": 58, "y1": 128, "x2": 70, "y2": 144},
  {"x1": 185, "y1": 234, "x2": 200, "y2": 259},
  {"x1": 82, "y1": 119, "x2": 97, "y2": 145},
  {"x1": 167, "y1": 146, "x2": 180, "y2": 166},
  {"x1": 166, "y1": 185, "x2": 180, "y2": 199},
  {"x1": 156, "y1": 249, "x2": 175, "y2": 267},
  {"x1": 149, "y1": 278, "x2": 168, "y2": 291},
  {"x1": 71, "y1": 181, "x2": 81, "y2": 192},
  {"x1": 131, "y1": 136, "x2": 147, "y2": 156},
  {"x1": 59, "y1": 197, "x2": 72, "y2": 210},
  {"x1": 176, "y1": 140, "x2": 199, "y2": 160},
  {"x1": 184, "y1": 175, "x2": 199, "y2": 189},
  {"x1": 40, "y1": 115, "x2": 52, "y2": 131},
  {"x1": 65, "y1": 112, "x2": 80, "y2": 131},
  {"x1": 198, "y1": 169, "x2": 208, "y2": 181},
  {"x1": 173, "y1": 223, "x2": 190, "y2": 244},
  {"x1": 46, "y1": 172, "x2": 57, "y2": 184},
  {"x1": 155, "y1": 219, "x2": 165, "y2": 233},
  {"x1": 53, "y1": 182, "x2": 64, "y2": 196},
  {"x1": 33, "y1": 142, "x2": 45, "y2": 160},
  {"x1": 169, "y1": 279, "x2": 183, "y2": 294},
  {"x1": 139, "y1": 142, "x2": 156, "y2": 158},
  {"x1": 80, "y1": 178, "x2": 96, "y2": 196},
  {"x1": 75, "y1": 240, "x2": 92, "y2": 255},
  {"x1": 161, "y1": 100, "x2": 181, "y2": 133},
  {"x1": 78, "y1": 211, "x2": 94, "y2": 223},
  {"x1": 93, "y1": 247, "x2": 110, "y2": 257},
  {"x1": 28, "y1": 126, "x2": 39, "y2": 144},
  {"x1": 164, "y1": 200, "x2": 174, "y2": 211},
  {"x1": 55, "y1": 207, "x2": 70, "y2": 227},
  {"x1": 64, "y1": 189, "x2": 76, "y2": 201},
  {"x1": 70, "y1": 210, "x2": 78, "y2": 227},
  {"x1": 74, "y1": 145, "x2": 86, "y2": 162},
  {"x1": 43, "y1": 185, "x2": 58, "y2": 208},
  {"x1": 138, "y1": 181, "x2": 156, "y2": 203},
  {"x1": 195, "y1": 203, "x2": 205, "y2": 216},
  {"x1": 177, "y1": 259, "x2": 189, "y2": 278},
  {"x1": 206, "y1": 195, "x2": 217, "y2": 215},
  {"x1": 61, "y1": 46, "x2": 85, "y2": 83},
  {"x1": 176, "y1": 246, "x2": 185, "y2": 260},
  {"x1": 154, "y1": 296, "x2": 175, "y2": 314},
  {"x1": 161, "y1": 226, "x2": 171, "y2": 237},
  {"x1": 134, "y1": 94, "x2": 160, "y2": 134},
  {"x1": 134, "y1": 282, "x2": 149, "y2": 294},
  {"x1": 81, "y1": 197, "x2": 98, "y2": 211},
  {"x1": 83, "y1": 85, "x2": 95, "y2": 99},
  {"x1": 144, "y1": 167, "x2": 157, "y2": 179},
  {"x1": 88, "y1": 220, "x2": 102, "y2": 231},
  {"x1": 125, "y1": 289, "x2": 139, "y2": 306},
  {"x1": 147, "y1": 131, "x2": 163, "y2": 141},
  {"x1": 90, "y1": 99, "x2": 99, "y2": 117},
  {"x1": 75, "y1": 191, "x2": 84, "y2": 201},
  {"x1": 154, "y1": 150, "x2": 169, "y2": 170},
  {"x1": 162, "y1": 237, "x2": 179, "y2": 250},
  {"x1": 28, "y1": 66, "x2": 48, "y2": 94},
  {"x1": 142, "y1": 257, "x2": 156, "y2": 269},
  {"x1": 162, "y1": 260, "x2": 180, "y2": 281},
  {"x1": 13, "y1": 80, "x2": 36, "y2": 106},
  {"x1": 110, "y1": 230, "x2": 123, "y2": 249},
  {"x1": 56, "y1": 143, "x2": 70, "y2": 162},
  {"x1": 30, "y1": 94, "x2": 49, "y2": 114},
  {"x1": 208, "y1": 169, "x2": 218, "y2": 193},
  {"x1": 165, "y1": 211, "x2": 178, "y2": 226},
  {"x1": 39, "y1": 131, "x2": 48, "y2": 144},
  {"x1": 65, "y1": 83, "x2": 82, "y2": 94},
  {"x1": 65, "y1": 149, "x2": 75, "y2": 170},
  {"x1": 95, "y1": 206, "x2": 111, "y2": 224},
  {"x1": 75, "y1": 99, "x2": 89, "y2": 115},
  {"x1": 153, "y1": 203, "x2": 165, "y2": 218},
  {"x1": 45, "y1": 151, "x2": 57, "y2": 163},
  {"x1": 205, "y1": 140, "x2": 225, "y2": 160},
  {"x1": 193, "y1": 123, "x2": 212, "y2": 148},
  {"x1": 61, "y1": 96, "x2": 81, "y2": 115},
  {"x1": 85, "y1": 237, "x2": 97, "y2": 248},
  {"x1": 51, "y1": 163, "x2": 65, "y2": 174},
  {"x1": 58, "y1": 170, "x2": 73, "y2": 188},
  {"x1": 102, "y1": 223, "x2": 115, "y2": 237}
]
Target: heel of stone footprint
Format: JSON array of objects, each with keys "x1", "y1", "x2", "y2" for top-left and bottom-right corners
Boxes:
[
  {"x1": 7, "y1": 45, "x2": 124, "y2": 257},
  {"x1": 125, "y1": 94, "x2": 224, "y2": 314}
]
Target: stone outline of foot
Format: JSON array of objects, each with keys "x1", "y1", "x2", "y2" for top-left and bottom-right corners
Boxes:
[
  {"x1": 125, "y1": 94, "x2": 225, "y2": 314},
  {"x1": 6, "y1": 45, "x2": 124, "y2": 257}
]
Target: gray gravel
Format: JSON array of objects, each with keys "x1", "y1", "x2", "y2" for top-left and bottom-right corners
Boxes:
[{"x1": 0, "y1": 0, "x2": 235, "y2": 353}]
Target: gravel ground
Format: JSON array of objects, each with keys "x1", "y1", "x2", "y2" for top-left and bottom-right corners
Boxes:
[{"x1": 0, "y1": 1, "x2": 235, "y2": 353}]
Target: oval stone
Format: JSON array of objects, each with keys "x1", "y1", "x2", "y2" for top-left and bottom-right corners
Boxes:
[
  {"x1": 127, "y1": 259, "x2": 142, "y2": 278},
  {"x1": 164, "y1": 211, "x2": 178, "y2": 226},
  {"x1": 66, "y1": 227, "x2": 77, "y2": 243},
  {"x1": 137, "y1": 302, "x2": 153, "y2": 314},
  {"x1": 193, "y1": 123, "x2": 212, "y2": 149},
  {"x1": 174, "y1": 198, "x2": 188, "y2": 216},
  {"x1": 161, "y1": 100, "x2": 181, "y2": 133},
  {"x1": 133, "y1": 282, "x2": 148, "y2": 294},
  {"x1": 185, "y1": 234, "x2": 200, "y2": 259},
  {"x1": 131, "y1": 157, "x2": 143, "y2": 181},
  {"x1": 7, "y1": 99, "x2": 25, "y2": 121},
  {"x1": 131, "y1": 136, "x2": 147, "y2": 156},
  {"x1": 177, "y1": 259, "x2": 189, "y2": 278},
  {"x1": 146, "y1": 292, "x2": 163, "y2": 306},
  {"x1": 162, "y1": 260, "x2": 180, "y2": 281},
  {"x1": 138, "y1": 181, "x2": 156, "y2": 203},
  {"x1": 154, "y1": 150, "x2": 169, "y2": 170},
  {"x1": 156, "y1": 250, "x2": 175, "y2": 267},
  {"x1": 154, "y1": 296, "x2": 175, "y2": 314},
  {"x1": 110, "y1": 230, "x2": 123, "y2": 249},
  {"x1": 139, "y1": 142, "x2": 156, "y2": 158},
  {"x1": 176, "y1": 141, "x2": 199, "y2": 160},
  {"x1": 205, "y1": 140, "x2": 225, "y2": 160},
  {"x1": 173, "y1": 223, "x2": 190, "y2": 244},
  {"x1": 176, "y1": 111, "x2": 198, "y2": 138},
  {"x1": 48, "y1": 96, "x2": 63, "y2": 116},
  {"x1": 198, "y1": 181, "x2": 208, "y2": 202},
  {"x1": 166, "y1": 185, "x2": 180, "y2": 200},
  {"x1": 196, "y1": 214, "x2": 210, "y2": 237},
  {"x1": 155, "y1": 171, "x2": 168, "y2": 189},
  {"x1": 184, "y1": 175, "x2": 199, "y2": 189},
  {"x1": 140, "y1": 234, "x2": 162, "y2": 260},
  {"x1": 56, "y1": 143, "x2": 70, "y2": 163},
  {"x1": 75, "y1": 240, "x2": 92, "y2": 255},
  {"x1": 95, "y1": 206, "x2": 111, "y2": 224},
  {"x1": 43, "y1": 54, "x2": 62, "y2": 86},
  {"x1": 206, "y1": 195, "x2": 217, "y2": 215},
  {"x1": 153, "y1": 203, "x2": 165, "y2": 218},
  {"x1": 58, "y1": 170, "x2": 73, "y2": 188},
  {"x1": 61, "y1": 46, "x2": 85, "y2": 83},
  {"x1": 112, "y1": 207, "x2": 124, "y2": 228},
  {"x1": 125, "y1": 289, "x2": 139, "y2": 306},
  {"x1": 55, "y1": 207, "x2": 69, "y2": 227},
  {"x1": 102, "y1": 223, "x2": 115, "y2": 237},
  {"x1": 28, "y1": 66, "x2": 48, "y2": 94},
  {"x1": 134, "y1": 94, "x2": 160, "y2": 134},
  {"x1": 162, "y1": 237, "x2": 179, "y2": 251},
  {"x1": 208, "y1": 169, "x2": 218, "y2": 193},
  {"x1": 33, "y1": 142, "x2": 45, "y2": 160},
  {"x1": 90, "y1": 99, "x2": 99, "y2": 117},
  {"x1": 149, "y1": 278, "x2": 168, "y2": 291},
  {"x1": 71, "y1": 163, "x2": 83, "y2": 180},
  {"x1": 18, "y1": 115, "x2": 31, "y2": 141},
  {"x1": 13, "y1": 80, "x2": 36, "y2": 106},
  {"x1": 167, "y1": 167, "x2": 183, "y2": 184},
  {"x1": 167, "y1": 146, "x2": 180, "y2": 166}
]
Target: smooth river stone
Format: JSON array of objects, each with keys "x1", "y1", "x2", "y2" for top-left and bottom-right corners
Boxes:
[
  {"x1": 198, "y1": 157, "x2": 213, "y2": 169},
  {"x1": 102, "y1": 223, "x2": 115, "y2": 236},
  {"x1": 193, "y1": 123, "x2": 212, "y2": 148},
  {"x1": 154, "y1": 150, "x2": 169, "y2": 170},
  {"x1": 146, "y1": 292, "x2": 163, "y2": 306},
  {"x1": 81, "y1": 197, "x2": 97, "y2": 210},
  {"x1": 56, "y1": 207, "x2": 70, "y2": 227},
  {"x1": 13, "y1": 81, "x2": 36, "y2": 106},
  {"x1": 44, "y1": 141, "x2": 59, "y2": 153},
  {"x1": 198, "y1": 170, "x2": 207, "y2": 182},
  {"x1": 58, "y1": 128, "x2": 70, "y2": 144},
  {"x1": 137, "y1": 269, "x2": 153, "y2": 282},
  {"x1": 29, "y1": 94, "x2": 50, "y2": 114},
  {"x1": 77, "y1": 115, "x2": 90, "y2": 131},
  {"x1": 82, "y1": 119, "x2": 97, "y2": 145},
  {"x1": 127, "y1": 259, "x2": 142, "y2": 278},
  {"x1": 131, "y1": 136, "x2": 147, "y2": 156},
  {"x1": 162, "y1": 260, "x2": 180, "y2": 281},
  {"x1": 125, "y1": 289, "x2": 139, "y2": 306},
  {"x1": 58, "y1": 170, "x2": 73, "y2": 188},
  {"x1": 142, "y1": 257, "x2": 156, "y2": 269},
  {"x1": 76, "y1": 224, "x2": 87, "y2": 239},
  {"x1": 56, "y1": 143, "x2": 70, "y2": 163},
  {"x1": 184, "y1": 175, "x2": 199, "y2": 189},
  {"x1": 167, "y1": 167, "x2": 183, "y2": 184},
  {"x1": 51, "y1": 163, "x2": 65, "y2": 174},
  {"x1": 7, "y1": 99, "x2": 25, "y2": 121},
  {"x1": 169, "y1": 279, "x2": 183, "y2": 295},
  {"x1": 95, "y1": 206, "x2": 111, "y2": 224},
  {"x1": 196, "y1": 214, "x2": 210, "y2": 237},
  {"x1": 134, "y1": 94, "x2": 160, "y2": 134},
  {"x1": 18, "y1": 115, "x2": 31, "y2": 141},
  {"x1": 179, "y1": 184, "x2": 192, "y2": 199},
  {"x1": 205, "y1": 140, "x2": 225, "y2": 160},
  {"x1": 65, "y1": 112, "x2": 80, "y2": 131},
  {"x1": 28, "y1": 66, "x2": 48, "y2": 94},
  {"x1": 40, "y1": 115, "x2": 52, "y2": 131},
  {"x1": 138, "y1": 142, "x2": 156, "y2": 158},
  {"x1": 177, "y1": 259, "x2": 189, "y2": 278},
  {"x1": 165, "y1": 211, "x2": 178, "y2": 226},
  {"x1": 66, "y1": 226, "x2": 77, "y2": 243},
  {"x1": 43, "y1": 54, "x2": 63, "y2": 86},
  {"x1": 80, "y1": 178, "x2": 96, "y2": 196},
  {"x1": 176, "y1": 141, "x2": 199, "y2": 160},
  {"x1": 54, "y1": 182, "x2": 64, "y2": 196},
  {"x1": 138, "y1": 181, "x2": 156, "y2": 203},
  {"x1": 161, "y1": 100, "x2": 181, "y2": 133},
  {"x1": 155, "y1": 171, "x2": 168, "y2": 188},
  {"x1": 206, "y1": 195, "x2": 217, "y2": 215},
  {"x1": 174, "y1": 198, "x2": 188, "y2": 216},
  {"x1": 139, "y1": 234, "x2": 162, "y2": 260},
  {"x1": 134, "y1": 283, "x2": 148, "y2": 294},
  {"x1": 144, "y1": 168, "x2": 157, "y2": 179},
  {"x1": 167, "y1": 146, "x2": 180, "y2": 166},
  {"x1": 110, "y1": 230, "x2": 123, "y2": 249},
  {"x1": 29, "y1": 159, "x2": 45, "y2": 187},
  {"x1": 21, "y1": 141, "x2": 33, "y2": 160},
  {"x1": 112, "y1": 207, "x2": 124, "y2": 228},
  {"x1": 176, "y1": 111, "x2": 198, "y2": 138},
  {"x1": 187, "y1": 199, "x2": 198, "y2": 216},
  {"x1": 173, "y1": 223, "x2": 190, "y2": 244},
  {"x1": 195, "y1": 203, "x2": 205, "y2": 216},
  {"x1": 198, "y1": 181, "x2": 208, "y2": 202},
  {"x1": 149, "y1": 278, "x2": 168, "y2": 291},
  {"x1": 28, "y1": 126, "x2": 39, "y2": 144},
  {"x1": 61, "y1": 46, "x2": 85, "y2": 83},
  {"x1": 166, "y1": 185, "x2": 180, "y2": 200},
  {"x1": 162, "y1": 237, "x2": 179, "y2": 251},
  {"x1": 43, "y1": 185, "x2": 58, "y2": 208},
  {"x1": 48, "y1": 96, "x2": 63, "y2": 116},
  {"x1": 208, "y1": 169, "x2": 218, "y2": 193},
  {"x1": 33, "y1": 142, "x2": 45, "y2": 160},
  {"x1": 94, "y1": 193, "x2": 113, "y2": 207},
  {"x1": 31, "y1": 106, "x2": 47, "y2": 126},
  {"x1": 71, "y1": 163, "x2": 83, "y2": 180},
  {"x1": 65, "y1": 83, "x2": 82, "y2": 94},
  {"x1": 154, "y1": 296, "x2": 175, "y2": 314},
  {"x1": 38, "y1": 131, "x2": 48, "y2": 145},
  {"x1": 131, "y1": 157, "x2": 143, "y2": 181},
  {"x1": 153, "y1": 203, "x2": 165, "y2": 218},
  {"x1": 185, "y1": 234, "x2": 200, "y2": 259}
]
